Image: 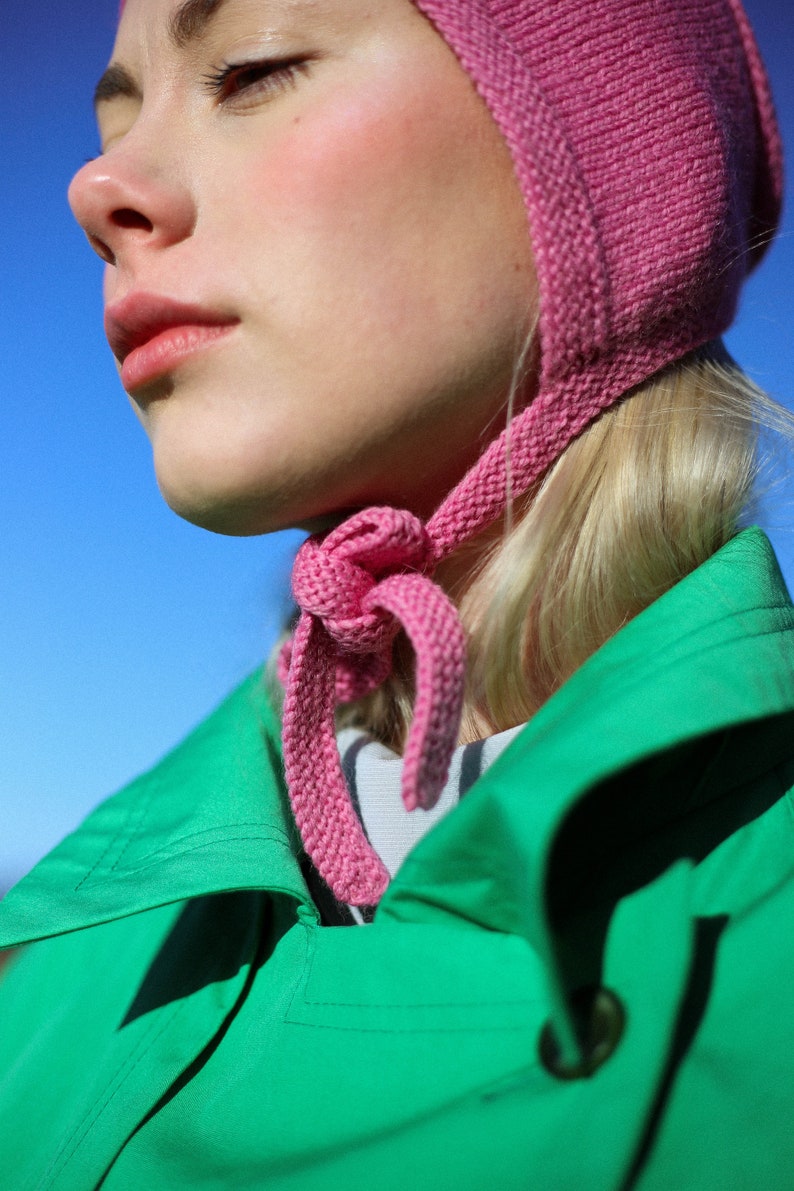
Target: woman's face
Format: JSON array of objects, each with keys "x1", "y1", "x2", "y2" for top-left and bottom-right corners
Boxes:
[{"x1": 69, "y1": 0, "x2": 536, "y2": 535}]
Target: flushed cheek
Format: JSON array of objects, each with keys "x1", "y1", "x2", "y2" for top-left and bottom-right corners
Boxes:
[
  {"x1": 234, "y1": 70, "x2": 496, "y2": 333},
  {"x1": 280, "y1": 81, "x2": 448, "y2": 214}
]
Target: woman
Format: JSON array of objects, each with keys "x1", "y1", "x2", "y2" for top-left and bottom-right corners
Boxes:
[{"x1": 1, "y1": 0, "x2": 793, "y2": 1186}]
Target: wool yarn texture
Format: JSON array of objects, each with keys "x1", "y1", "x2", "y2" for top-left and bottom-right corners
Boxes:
[
  {"x1": 278, "y1": 0, "x2": 784, "y2": 906},
  {"x1": 280, "y1": 509, "x2": 466, "y2": 904}
]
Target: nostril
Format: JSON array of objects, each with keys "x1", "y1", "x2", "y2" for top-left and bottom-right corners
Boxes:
[
  {"x1": 88, "y1": 233, "x2": 116, "y2": 266},
  {"x1": 112, "y1": 208, "x2": 154, "y2": 232}
]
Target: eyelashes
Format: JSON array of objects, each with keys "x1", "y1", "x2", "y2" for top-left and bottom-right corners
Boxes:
[{"x1": 201, "y1": 58, "x2": 310, "y2": 106}]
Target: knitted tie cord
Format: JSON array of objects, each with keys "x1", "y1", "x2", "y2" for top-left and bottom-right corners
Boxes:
[
  {"x1": 280, "y1": 510, "x2": 466, "y2": 904},
  {"x1": 278, "y1": 0, "x2": 783, "y2": 906}
]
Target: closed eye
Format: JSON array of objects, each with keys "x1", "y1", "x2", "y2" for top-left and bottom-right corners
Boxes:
[{"x1": 201, "y1": 57, "x2": 310, "y2": 106}]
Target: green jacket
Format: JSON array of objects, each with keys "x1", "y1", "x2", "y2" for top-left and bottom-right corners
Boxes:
[{"x1": 3, "y1": 527, "x2": 794, "y2": 1190}]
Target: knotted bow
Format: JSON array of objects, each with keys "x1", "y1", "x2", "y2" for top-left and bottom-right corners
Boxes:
[{"x1": 279, "y1": 507, "x2": 466, "y2": 906}]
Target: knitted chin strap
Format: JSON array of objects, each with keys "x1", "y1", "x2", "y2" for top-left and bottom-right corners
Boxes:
[
  {"x1": 279, "y1": 509, "x2": 465, "y2": 904},
  {"x1": 279, "y1": 390, "x2": 603, "y2": 906}
]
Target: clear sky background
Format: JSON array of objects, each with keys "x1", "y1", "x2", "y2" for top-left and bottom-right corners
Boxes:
[{"x1": 2, "y1": 1, "x2": 794, "y2": 891}]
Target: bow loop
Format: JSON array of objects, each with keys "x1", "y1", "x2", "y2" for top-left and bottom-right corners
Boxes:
[
  {"x1": 323, "y1": 505, "x2": 433, "y2": 572},
  {"x1": 290, "y1": 507, "x2": 432, "y2": 655}
]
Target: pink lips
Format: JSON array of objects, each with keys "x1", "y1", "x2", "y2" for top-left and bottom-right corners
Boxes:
[{"x1": 104, "y1": 293, "x2": 239, "y2": 392}]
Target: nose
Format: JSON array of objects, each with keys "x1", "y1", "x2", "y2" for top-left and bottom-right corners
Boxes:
[{"x1": 68, "y1": 145, "x2": 196, "y2": 268}]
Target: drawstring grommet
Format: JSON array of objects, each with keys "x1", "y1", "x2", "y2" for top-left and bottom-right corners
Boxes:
[{"x1": 538, "y1": 985, "x2": 625, "y2": 1080}]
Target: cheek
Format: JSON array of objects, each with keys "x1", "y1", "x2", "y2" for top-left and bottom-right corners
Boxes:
[
  {"x1": 210, "y1": 63, "x2": 535, "y2": 456},
  {"x1": 284, "y1": 100, "x2": 409, "y2": 211},
  {"x1": 237, "y1": 70, "x2": 505, "y2": 299}
]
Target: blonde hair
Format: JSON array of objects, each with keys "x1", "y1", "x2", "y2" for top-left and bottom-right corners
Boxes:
[{"x1": 343, "y1": 342, "x2": 774, "y2": 747}]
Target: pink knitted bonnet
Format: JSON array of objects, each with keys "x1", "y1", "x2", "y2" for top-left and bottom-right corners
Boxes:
[
  {"x1": 279, "y1": 0, "x2": 785, "y2": 906},
  {"x1": 280, "y1": 0, "x2": 784, "y2": 906}
]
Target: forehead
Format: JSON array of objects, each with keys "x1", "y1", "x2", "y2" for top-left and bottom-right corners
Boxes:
[
  {"x1": 117, "y1": 0, "x2": 227, "y2": 48},
  {"x1": 116, "y1": 0, "x2": 342, "y2": 41},
  {"x1": 113, "y1": 0, "x2": 242, "y2": 45}
]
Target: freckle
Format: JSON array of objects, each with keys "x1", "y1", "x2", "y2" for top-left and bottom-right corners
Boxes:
[{"x1": 293, "y1": 116, "x2": 302, "y2": 125}]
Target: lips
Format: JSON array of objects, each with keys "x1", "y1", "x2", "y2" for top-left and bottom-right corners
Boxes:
[{"x1": 104, "y1": 293, "x2": 239, "y2": 392}]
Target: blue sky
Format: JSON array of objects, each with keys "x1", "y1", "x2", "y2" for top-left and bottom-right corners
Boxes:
[{"x1": 2, "y1": 1, "x2": 794, "y2": 888}]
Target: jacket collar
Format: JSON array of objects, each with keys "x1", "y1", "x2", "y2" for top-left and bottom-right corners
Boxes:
[
  {"x1": 0, "y1": 670, "x2": 315, "y2": 947},
  {"x1": 2, "y1": 528, "x2": 794, "y2": 954},
  {"x1": 379, "y1": 527, "x2": 794, "y2": 1037}
]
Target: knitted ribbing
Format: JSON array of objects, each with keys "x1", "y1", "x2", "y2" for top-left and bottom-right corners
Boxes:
[{"x1": 280, "y1": 0, "x2": 783, "y2": 904}]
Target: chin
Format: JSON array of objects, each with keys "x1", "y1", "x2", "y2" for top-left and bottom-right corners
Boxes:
[
  {"x1": 152, "y1": 456, "x2": 340, "y2": 538},
  {"x1": 155, "y1": 472, "x2": 272, "y2": 537},
  {"x1": 148, "y1": 436, "x2": 275, "y2": 536}
]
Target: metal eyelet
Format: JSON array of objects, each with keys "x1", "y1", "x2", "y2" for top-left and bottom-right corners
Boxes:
[{"x1": 538, "y1": 985, "x2": 626, "y2": 1080}]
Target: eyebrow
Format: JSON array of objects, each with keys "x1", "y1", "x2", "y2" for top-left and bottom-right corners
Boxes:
[
  {"x1": 94, "y1": 63, "x2": 142, "y2": 107},
  {"x1": 169, "y1": 0, "x2": 226, "y2": 48},
  {"x1": 93, "y1": 0, "x2": 227, "y2": 109}
]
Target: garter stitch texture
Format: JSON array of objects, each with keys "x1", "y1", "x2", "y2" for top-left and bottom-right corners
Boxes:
[
  {"x1": 280, "y1": 510, "x2": 465, "y2": 904},
  {"x1": 280, "y1": 0, "x2": 784, "y2": 905},
  {"x1": 239, "y1": 0, "x2": 780, "y2": 904}
]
